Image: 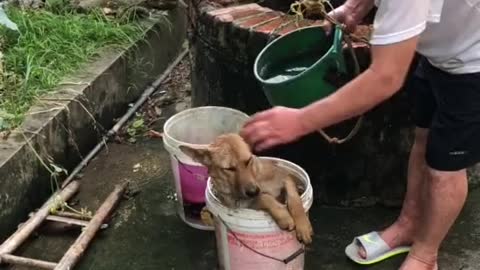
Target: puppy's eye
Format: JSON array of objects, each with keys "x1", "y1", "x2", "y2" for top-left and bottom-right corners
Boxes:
[{"x1": 224, "y1": 167, "x2": 236, "y2": 171}]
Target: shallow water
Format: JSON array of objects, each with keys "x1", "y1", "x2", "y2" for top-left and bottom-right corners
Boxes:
[
  {"x1": 263, "y1": 66, "x2": 309, "y2": 83},
  {"x1": 261, "y1": 51, "x2": 324, "y2": 83}
]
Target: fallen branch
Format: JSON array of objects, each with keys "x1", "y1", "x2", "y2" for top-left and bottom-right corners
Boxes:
[{"x1": 146, "y1": 129, "x2": 163, "y2": 138}]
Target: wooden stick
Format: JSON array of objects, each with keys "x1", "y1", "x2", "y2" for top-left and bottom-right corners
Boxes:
[
  {"x1": 1, "y1": 254, "x2": 57, "y2": 269},
  {"x1": 28, "y1": 213, "x2": 108, "y2": 229},
  {"x1": 55, "y1": 182, "x2": 128, "y2": 270},
  {"x1": 54, "y1": 211, "x2": 92, "y2": 221},
  {"x1": 0, "y1": 181, "x2": 81, "y2": 256}
]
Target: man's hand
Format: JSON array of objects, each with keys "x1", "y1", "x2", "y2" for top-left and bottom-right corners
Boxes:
[
  {"x1": 240, "y1": 107, "x2": 310, "y2": 152},
  {"x1": 327, "y1": 5, "x2": 358, "y2": 33},
  {"x1": 325, "y1": 0, "x2": 374, "y2": 33}
]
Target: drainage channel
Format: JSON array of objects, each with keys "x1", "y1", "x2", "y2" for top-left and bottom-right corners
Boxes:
[{"x1": 61, "y1": 47, "x2": 190, "y2": 190}]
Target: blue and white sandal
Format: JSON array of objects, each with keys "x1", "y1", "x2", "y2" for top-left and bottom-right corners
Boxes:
[{"x1": 345, "y1": 231, "x2": 411, "y2": 265}]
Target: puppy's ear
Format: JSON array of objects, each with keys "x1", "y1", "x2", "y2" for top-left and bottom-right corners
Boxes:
[{"x1": 179, "y1": 145, "x2": 212, "y2": 165}]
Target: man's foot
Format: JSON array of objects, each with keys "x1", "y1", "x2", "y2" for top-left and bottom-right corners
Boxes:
[
  {"x1": 359, "y1": 220, "x2": 415, "y2": 259},
  {"x1": 399, "y1": 253, "x2": 438, "y2": 270}
]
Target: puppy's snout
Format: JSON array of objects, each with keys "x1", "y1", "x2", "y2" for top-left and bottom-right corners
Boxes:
[{"x1": 245, "y1": 185, "x2": 260, "y2": 197}]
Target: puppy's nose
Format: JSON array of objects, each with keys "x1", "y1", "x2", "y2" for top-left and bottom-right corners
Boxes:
[{"x1": 245, "y1": 186, "x2": 260, "y2": 197}]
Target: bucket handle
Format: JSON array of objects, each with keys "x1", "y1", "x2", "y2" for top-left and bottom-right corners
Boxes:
[
  {"x1": 332, "y1": 25, "x2": 344, "y2": 55},
  {"x1": 174, "y1": 155, "x2": 209, "y2": 182},
  {"x1": 317, "y1": 31, "x2": 365, "y2": 144},
  {"x1": 217, "y1": 216, "x2": 305, "y2": 265},
  {"x1": 326, "y1": 25, "x2": 347, "y2": 74}
]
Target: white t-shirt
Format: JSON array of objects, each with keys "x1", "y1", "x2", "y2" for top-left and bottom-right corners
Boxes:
[{"x1": 371, "y1": 0, "x2": 480, "y2": 74}]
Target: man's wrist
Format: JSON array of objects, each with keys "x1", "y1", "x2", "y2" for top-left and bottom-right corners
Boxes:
[{"x1": 296, "y1": 107, "x2": 318, "y2": 136}]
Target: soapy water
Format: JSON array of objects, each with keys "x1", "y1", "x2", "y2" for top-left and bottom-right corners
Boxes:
[{"x1": 264, "y1": 66, "x2": 309, "y2": 83}]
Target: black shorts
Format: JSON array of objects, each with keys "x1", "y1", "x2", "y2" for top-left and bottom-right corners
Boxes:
[{"x1": 408, "y1": 57, "x2": 480, "y2": 171}]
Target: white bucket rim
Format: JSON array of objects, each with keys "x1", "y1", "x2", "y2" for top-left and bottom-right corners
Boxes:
[
  {"x1": 163, "y1": 106, "x2": 250, "y2": 148},
  {"x1": 206, "y1": 156, "x2": 313, "y2": 222}
]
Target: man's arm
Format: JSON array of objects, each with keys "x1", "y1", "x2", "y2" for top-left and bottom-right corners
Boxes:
[
  {"x1": 299, "y1": 0, "x2": 433, "y2": 133},
  {"x1": 298, "y1": 36, "x2": 418, "y2": 133}
]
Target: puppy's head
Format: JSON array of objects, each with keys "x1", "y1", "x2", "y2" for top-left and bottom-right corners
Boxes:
[{"x1": 179, "y1": 133, "x2": 260, "y2": 199}]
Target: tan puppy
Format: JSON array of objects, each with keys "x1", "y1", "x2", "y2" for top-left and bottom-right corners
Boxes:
[{"x1": 180, "y1": 133, "x2": 313, "y2": 244}]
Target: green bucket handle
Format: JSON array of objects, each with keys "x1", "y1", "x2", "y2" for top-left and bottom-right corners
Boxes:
[
  {"x1": 329, "y1": 25, "x2": 347, "y2": 74},
  {"x1": 316, "y1": 25, "x2": 365, "y2": 144}
]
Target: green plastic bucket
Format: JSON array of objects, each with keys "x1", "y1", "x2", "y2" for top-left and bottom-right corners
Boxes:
[{"x1": 254, "y1": 25, "x2": 349, "y2": 108}]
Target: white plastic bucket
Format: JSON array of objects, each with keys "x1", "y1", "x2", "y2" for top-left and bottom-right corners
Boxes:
[
  {"x1": 163, "y1": 106, "x2": 250, "y2": 230},
  {"x1": 206, "y1": 157, "x2": 314, "y2": 270}
]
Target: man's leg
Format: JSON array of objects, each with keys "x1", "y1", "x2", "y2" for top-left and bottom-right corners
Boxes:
[
  {"x1": 398, "y1": 58, "x2": 480, "y2": 269},
  {"x1": 399, "y1": 168, "x2": 468, "y2": 269},
  {"x1": 359, "y1": 57, "x2": 435, "y2": 258},
  {"x1": 359, "y1": 127, "x2": 429, "y2": 258}
]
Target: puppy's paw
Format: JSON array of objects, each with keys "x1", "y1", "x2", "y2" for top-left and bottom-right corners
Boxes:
[
  {"x1": 295, "y1": 219, "x2": 313, "y2": 245},
  {"x1": 277, "y1": 215, "x2": 295, "y2": 231},
  {"x1": 200, "y1": 207, "x2": 215, "y2": 227}
]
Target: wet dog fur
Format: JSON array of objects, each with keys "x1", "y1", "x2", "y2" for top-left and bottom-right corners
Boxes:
[{"x1": 180, "y1": 133, "x2": 313, "y2": 244}]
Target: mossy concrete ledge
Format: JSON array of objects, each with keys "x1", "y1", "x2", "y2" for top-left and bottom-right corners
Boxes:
[{"x1": 0, "y1": 7, "x2": 187, "y2": 240}]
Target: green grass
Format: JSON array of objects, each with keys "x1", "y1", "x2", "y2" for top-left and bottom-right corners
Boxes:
[{"x1": 0, "y1": 4, "x2": 148, "y2": 130}]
